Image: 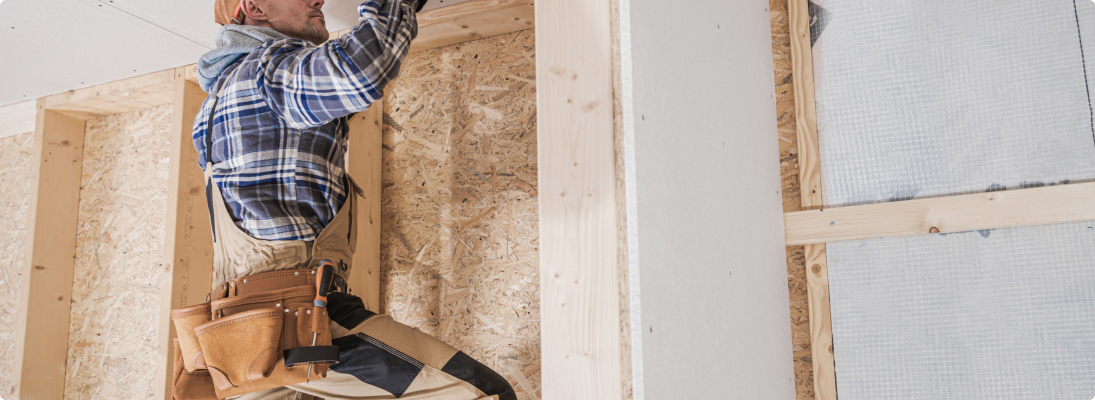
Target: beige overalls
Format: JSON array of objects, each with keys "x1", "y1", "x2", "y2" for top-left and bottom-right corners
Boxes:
[{"x1": 204, "y1": 121, "x2": 514, "y2": 400}]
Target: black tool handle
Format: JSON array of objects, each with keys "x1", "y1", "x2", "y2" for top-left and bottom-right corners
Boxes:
[{"x1": 315, "y1": 260, "x2": 335, "y2": 307}]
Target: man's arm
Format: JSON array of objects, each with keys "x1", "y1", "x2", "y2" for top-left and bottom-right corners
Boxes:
[{"x1": 256, "y1": 0, "x2": 419, "y2": 129}]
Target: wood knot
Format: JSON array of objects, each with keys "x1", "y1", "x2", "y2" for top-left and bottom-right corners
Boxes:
[
  {"x1": 811, "y1": 264, "x2": 821, "y2": 274},
  {"x1": 34, "y1": 265, "x2": 45, "y2": 270},
  {"x1": 929, "y1": 227, "x2": 940, "y2": 233},
  {"x1": 827, "y1": 344, "x2": 834, "y2": 355},
  {"x1": 57, "y1": 295, "x2": 64, "y2": 301}
]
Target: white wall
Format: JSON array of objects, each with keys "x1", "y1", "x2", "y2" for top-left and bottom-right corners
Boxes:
[{"x1": 621, "y1": 0, "x2": 795, "y2": 397}]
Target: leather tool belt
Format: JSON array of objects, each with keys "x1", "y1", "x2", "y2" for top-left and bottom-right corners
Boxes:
[{"x1": 170, "y1": 268, "x2": 341, "y2": 399}]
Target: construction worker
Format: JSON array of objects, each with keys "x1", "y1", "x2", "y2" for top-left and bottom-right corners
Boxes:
[{"x1": 186, "y1": 0, "x2": 517, "y2": 398}]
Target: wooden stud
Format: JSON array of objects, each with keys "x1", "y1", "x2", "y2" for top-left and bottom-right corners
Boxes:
[
  {"x1": 13, "y1": 100, "x2": 86, "y2": 399},
  {"x1": 0, "y1": 100, "x2": 37, "y2": 139},
  {"x1": 789, "y1": 0, "x2": 837, "y2": 397},
  {"x1": 346, "y1": 100, "x2": 384, "y2": 312},
  {"x1": 784, "y1": 182, "x2": 1095, "y2": 246},
  {"x1": 154, "y1": 68, "x2": 214, "y2": 400},
  {"x1": 536, "y1": 0, "x2": 620, "y2": 398}
]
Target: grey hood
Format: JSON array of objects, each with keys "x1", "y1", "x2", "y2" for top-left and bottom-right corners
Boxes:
[{"x1": 197, "y1": 25, "x2": 289, "y2": 92}]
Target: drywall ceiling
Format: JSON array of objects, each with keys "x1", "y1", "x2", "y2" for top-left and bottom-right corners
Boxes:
[{"x1": 0, "y1": 0, "x2": 466, "y2": 106}]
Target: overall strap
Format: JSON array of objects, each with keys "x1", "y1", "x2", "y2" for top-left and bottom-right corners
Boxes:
[{"x1": 205, "y1": 92, "x2": 222, "y2": 243}]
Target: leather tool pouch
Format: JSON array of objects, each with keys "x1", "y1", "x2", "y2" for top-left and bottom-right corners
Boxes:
[{"x1": 169, "y1": 268, "x2": 340, "y2": 399}]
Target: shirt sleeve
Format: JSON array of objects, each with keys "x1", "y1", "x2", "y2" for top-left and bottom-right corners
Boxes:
[{"x1": 256, "y1": 0, "x2": 419, "y2": 129}]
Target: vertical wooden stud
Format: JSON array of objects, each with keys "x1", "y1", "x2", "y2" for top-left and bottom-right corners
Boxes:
[
  {"x1": 537, "y1": 0, "x2": 621, "y2": 398},
  {"x1": 346, "y1": 100, "x2": 384, "y2": 312},
  {"x1": 13, "y1": 100, "x2": 86, "y2": 399},
  {"x1": 789, "y1": 0, "x2": 838, "y2": 398},
  {"x1": 154, "y1": 67, "x2": 213, "y2": 400}
]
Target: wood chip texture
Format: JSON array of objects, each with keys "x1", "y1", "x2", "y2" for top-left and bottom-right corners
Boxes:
[
  {"x1": 64, "y1": 105, "x2": 171, "y2": 399},
  {"x1": 0, "y1": 132, "x2": 35, "y2": 398},
  {"x1": 770, "y1": 0, "x2": 814, "y2": 398},
  {"x1": 378, "y1": 29, "x2": 541, "y2": 399}
]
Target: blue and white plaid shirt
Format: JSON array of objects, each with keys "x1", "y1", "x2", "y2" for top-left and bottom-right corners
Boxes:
[{"x1": 193, "y1": 0, "x2": 417, "y2": 241}]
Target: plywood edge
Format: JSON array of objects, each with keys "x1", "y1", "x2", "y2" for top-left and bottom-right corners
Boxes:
[
  {"x1": 14, "y1": 101, "x2": 86, "y2": 399},
  {"x1": 784, "y1": 182, "x2": 1095, "y2": 246},
  {"x1": 0, "y1": 100, "x2": 37, "y2": 139},
  {"x1": 788, "y1": 0, "x2": 836, "y2": 397},
  {"x1": 42, "y1": 68, "x2": 177, "y2": 119}
]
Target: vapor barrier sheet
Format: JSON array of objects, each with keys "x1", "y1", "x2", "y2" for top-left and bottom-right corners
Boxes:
[{"x1": 810, "y1": 0, "x2": 1095, "y2": 398}]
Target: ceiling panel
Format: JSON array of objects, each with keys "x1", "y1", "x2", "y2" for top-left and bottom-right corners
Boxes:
[
  {"x1": 94, "y1": 0, "x2": 220, "y2": 48},
  {"x1": 0, "y1": 0, "x2": 210, "y2": 105}
]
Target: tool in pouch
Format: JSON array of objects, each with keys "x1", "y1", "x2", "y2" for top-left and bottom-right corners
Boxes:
[
  {"x1": 305, "y1": 260, "x2": 335, "y2": 383},
  {"x1": 169, "y1": 262, "x2": 342, "y2": 400}
]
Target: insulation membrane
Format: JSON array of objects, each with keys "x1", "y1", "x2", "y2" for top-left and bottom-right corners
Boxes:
[{"x1": 811, "y1": 0, "x2": 1095, "y2": 398}]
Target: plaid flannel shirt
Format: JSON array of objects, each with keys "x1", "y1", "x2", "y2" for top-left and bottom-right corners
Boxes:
[{"x1": 193, "y1": 0, "x2": 417, "y2": 241}]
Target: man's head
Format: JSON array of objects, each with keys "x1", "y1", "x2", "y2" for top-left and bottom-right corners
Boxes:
[{"x1": 217, "y1": 0, "x2": 329, "y2": 45}]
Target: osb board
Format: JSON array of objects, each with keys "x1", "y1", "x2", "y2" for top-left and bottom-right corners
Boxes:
[
  {"x1": 379, "y1": 29, "x2": 541, "y2": 399},
  {"x1": 64, "y1": 105, "x2": 172, "y2": 399},
  {"x1": 0, "y1": 132, "x2": 35, "y2": 398},
  {"x1": 770, "y1": 0, "x2": 813, "y2": 398}
]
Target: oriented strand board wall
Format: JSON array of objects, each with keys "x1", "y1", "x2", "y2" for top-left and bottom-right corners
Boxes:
[
  {"x1": 769, "y1": 0, "x2": 815, "y2": 397},
  {"x1": 379, "y1": 30, "x2": 541, "y2": 399},
  {"x1": 0, "y1": 132, "x2": 35, "y2": 398},
  {"x1": 64, "y1": 105, "x2": 171, "y2": 399}
]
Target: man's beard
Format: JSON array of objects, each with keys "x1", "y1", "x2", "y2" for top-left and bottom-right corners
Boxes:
[{"x1": 299, "y1": 20, "x2": 328, "y2": 45}]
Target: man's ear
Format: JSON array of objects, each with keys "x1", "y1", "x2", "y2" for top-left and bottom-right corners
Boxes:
[{"x1": 240, "y1": 0, "x2": 269, "y2": 22}]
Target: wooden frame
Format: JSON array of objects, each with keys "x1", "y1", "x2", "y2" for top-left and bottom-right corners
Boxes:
[
  {"x1": 13, "y1": 101, "x2": 87, "y2": 400},
  {"x1": 6, "y1": 3, "x2": 537, "y2": 398},
  {"x1": 784, "y1": 182, "x2": 1095, "y2": 246},
  {"x1": 154, "y1": 67, "x2": 214, "y2": 400},
  {"x1": 0, "y1": 100, "x2": 37, "y2": 139},
  {"x1": 788, "y1": 0, "x2": 837, "y2": 398},
  {"x1": 536, "y1": 0, "x2": 621, "y2": 398}
]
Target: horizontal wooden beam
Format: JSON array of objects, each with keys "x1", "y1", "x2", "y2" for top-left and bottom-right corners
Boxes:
[
  {"x1": 41, "y1": 68, "x2": 176, "y2": 119},
  {"x1": 411, "y1": 0, "x2": 534, "y2": 52},
  {"x1": 0, "y1": 100, "x2": 37, "y2": 139},
  {"x1": 783, "y1": 182, "x2": 1095, "y2": 246}
]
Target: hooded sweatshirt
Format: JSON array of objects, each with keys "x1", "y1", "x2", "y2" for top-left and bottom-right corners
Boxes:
[{"x1": 197, "y1": 25, "x2": 288, "y2": 92}]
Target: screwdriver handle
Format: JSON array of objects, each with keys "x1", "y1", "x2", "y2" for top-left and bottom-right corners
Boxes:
[{"x1": 314, "y1": 260, "x2": 334, "y2": 308}]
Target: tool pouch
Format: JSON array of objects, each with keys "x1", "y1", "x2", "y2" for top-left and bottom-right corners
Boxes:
[
  {"x1": 172, "y1": 339, "x2": 218, "y2": 400},
  {"x1": 171, "y1": 303, "x2": 211, "y2": 371},
  {"x1": 169, "y1": 268, "x2": 340, "y2": 400}
]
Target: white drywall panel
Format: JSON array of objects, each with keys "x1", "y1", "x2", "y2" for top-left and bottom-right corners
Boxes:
[
  {"x1": 0, "y1": 0, "x2": 210, "y2": 106},
  {"x1": 93, "y1": 0, "x2": 220, "y2": 48},
  {"x1": 622, "y1": 0, "x2": 795, "y2": 398}
]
